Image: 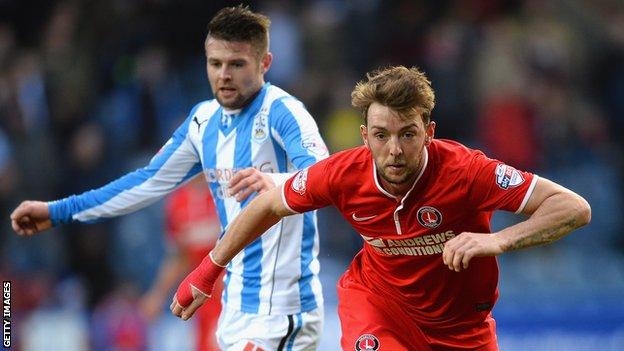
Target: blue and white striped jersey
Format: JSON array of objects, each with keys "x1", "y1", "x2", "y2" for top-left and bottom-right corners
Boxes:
[{"x1": 49, "y1": 83, "x2": 328, "y2": 315}]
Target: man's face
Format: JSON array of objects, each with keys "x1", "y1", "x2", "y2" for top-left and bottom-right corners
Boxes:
[
  {"x1": 361, "y1": 102, "x2": 435, "y2": 195},
  {"x1": 205, "y1": 36, "x2": 272, "y2": 109}
]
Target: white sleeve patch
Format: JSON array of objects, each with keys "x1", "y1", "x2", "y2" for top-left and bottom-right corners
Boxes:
[{"x1": 495, "y1": 164, "x2": 525, "y2": 189}]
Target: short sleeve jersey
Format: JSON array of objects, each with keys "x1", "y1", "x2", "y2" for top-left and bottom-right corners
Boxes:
[{"x1": 282, "y1": 139, "x2": 537, "y2": 334}]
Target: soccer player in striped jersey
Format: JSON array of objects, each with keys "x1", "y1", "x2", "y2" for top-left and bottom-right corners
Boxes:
[
  {"x1": 11, "y1": 6, "x2": 327, "y2": 351},
  {"x1": 169, "y1": 66, "x2": 591, "y2": 351}
]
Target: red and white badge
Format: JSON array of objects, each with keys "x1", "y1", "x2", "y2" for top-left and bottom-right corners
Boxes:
[
  {"x1": 355, "y1": 334, "x2": 380, "y2": 351},
  {"x1": 417, "y1": 206, "x2": 442, "y2": 228}
]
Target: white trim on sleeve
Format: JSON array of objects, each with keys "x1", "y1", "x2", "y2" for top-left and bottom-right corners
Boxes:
[
  {"x1": 268, "y1": 172, "x2": 296, "y2": 186},
  {"x1": 515, "y1": 175, "x2": 539, "y2": 214},
  {"x1": 280, "y1": 183, "x2": 300, "y2": 214}
]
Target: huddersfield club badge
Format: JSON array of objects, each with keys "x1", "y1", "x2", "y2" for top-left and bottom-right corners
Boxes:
[
  {"x1": 355, "y1": 334, "x2": 380, "y2": 351},
  {"x1": 417, "y1": 206, "x2": 442, "y2": 228},
  {"x1": 252, "y1": 109, "x2": 269, "y2": 143}
]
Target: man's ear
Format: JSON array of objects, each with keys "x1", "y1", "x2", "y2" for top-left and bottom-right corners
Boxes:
[
  {"x1": 425, "y1": 121, "x2": 436, "y2": 146},
  {"x1": 261, "y1": 52, "x2": 273, "y2": 74},
  {"x1": 360, "y1": 125, "x2": 369, "y2": 148}
]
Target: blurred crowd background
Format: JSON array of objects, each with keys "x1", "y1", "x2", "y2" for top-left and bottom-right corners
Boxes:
[{"x1": 1, "y1": 0, "x2": 624, "y2": 350}]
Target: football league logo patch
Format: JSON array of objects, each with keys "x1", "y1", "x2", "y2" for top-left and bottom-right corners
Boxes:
[
  {"x1": 301, "y1": 135, "x2": 329, "y2": 157},
  {"x1": 291, "y1": 168, "x2": 308, "y2": 195},
  {"x1": 417, "y1": 206, "x2": 442, "y2": 228},
  {"x1": 495, "y1": 164, "x2": 524, "y2": 189},
  {"x1": 355, "y1": 334, "x2": 380, "y2": 351}
]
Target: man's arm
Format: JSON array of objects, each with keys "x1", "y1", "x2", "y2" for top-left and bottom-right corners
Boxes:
[
  {"x1": 10, "y1": 115, "x2": 202, "y2": 235},
  {"x1": 442, "y1": 177, "x2": 591, "y2": 272},
  {"x1": 170, "y1": 185, "x2": 294, "y2": 320}
]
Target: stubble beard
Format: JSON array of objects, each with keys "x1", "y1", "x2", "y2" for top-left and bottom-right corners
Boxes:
[
  {"x1": 215, "y1": 84, "x2": 261, "y2": 110},
  {"x1": 379, "y1": 166, "x2": 416, "y2": 185},
  {"x1": 378, "y1": 153, "x2": 422, "y2": 186},
  {"x1": 216, "y1": 92, "x2": 245, "y2": 110}
]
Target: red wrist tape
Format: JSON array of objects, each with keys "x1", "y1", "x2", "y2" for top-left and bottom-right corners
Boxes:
[{"x1": 175, "y1": 253, "x2": 225, "y2": 307}]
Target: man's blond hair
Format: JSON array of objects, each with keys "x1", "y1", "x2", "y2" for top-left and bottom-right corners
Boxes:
[{"x1": 352, "y1": 66, "x2": 436, "y2": 124}]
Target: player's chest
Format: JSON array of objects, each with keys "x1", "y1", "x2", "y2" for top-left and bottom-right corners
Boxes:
[
  {"x1": 341, "y1": 188, "x2": 468, "y2": 238},
  {"x1": 197, "y1": 115, "x2": 277, "y2": 169}
]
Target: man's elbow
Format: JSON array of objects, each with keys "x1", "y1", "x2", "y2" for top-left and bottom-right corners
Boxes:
[{"x1": 570, "y1": 193, "x2": 591, "y2": 228}]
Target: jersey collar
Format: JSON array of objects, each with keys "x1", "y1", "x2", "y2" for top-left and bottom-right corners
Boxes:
[
  {"x1": 372, "y1": 146, "x2": 429, "y2": 200},
  {"x1": 218, "y1": 83, "x2": 270, "y2": 135}
]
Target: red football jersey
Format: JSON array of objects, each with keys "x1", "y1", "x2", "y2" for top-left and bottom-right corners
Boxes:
[
  {"x1": 165, "y1": 180, "x2": 221, "y2": 267},
  {"x1": 165, "y1": 180, "x2": 223, "y2": 351},
  {"x1": 282, "y1": 139, "x2": 537, "y2": 347}
]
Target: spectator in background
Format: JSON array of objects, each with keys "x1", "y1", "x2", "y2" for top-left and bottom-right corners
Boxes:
[
  {"x1": 91, "y1": 283, "x2": 147, "y2": 351},
  {"x1": 263, "y1": 1, "x2": 303, "y2": 91},
  {"x1": 0, "y1": 127, "x2": 15, "y2": 206},
  {"x1": 140, "y1": 176, "x2": 223, "y2": 351}
]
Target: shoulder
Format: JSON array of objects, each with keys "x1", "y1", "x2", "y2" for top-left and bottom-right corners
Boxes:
[
  {"x1": 429, "y1": 139, "x2": 486, "y2": 170},
  {"x1": 174, "y1": 100, "x2": 220, "y2": 140},
  {"x1": 191, "y1": 99, "x2": 221, "y2": 121},
  {"x1": 265, "y1": 84, "x2": 292, "y2": 103},
  {"x1": 319, "y1": 146, "x2": 370, "y2": 176},
  {"x1": 265, "y1": 85, "x2": 310, "y2": 119},
  {"x1": 330, "y1": 145, "x2": 370, "y2": 164}
]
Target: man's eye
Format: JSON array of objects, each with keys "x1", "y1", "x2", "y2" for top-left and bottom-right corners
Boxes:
[{"x1": 375, "y1": 134, "x2": 386, "y2": 140}]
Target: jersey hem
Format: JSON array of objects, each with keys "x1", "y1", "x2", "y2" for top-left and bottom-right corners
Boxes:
[{"x1": 237, "y1": 300, "x2": 321, "y2": 315}]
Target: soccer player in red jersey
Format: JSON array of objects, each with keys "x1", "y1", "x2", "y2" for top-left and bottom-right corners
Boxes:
[
  {"x1": 170, "y1": 66, "x2": 591, "y2": 351},
  {"x1": 140, "y1": 176, "x2": 223, "y2": 351}
]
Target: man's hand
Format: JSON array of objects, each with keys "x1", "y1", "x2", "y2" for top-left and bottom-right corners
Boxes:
[
  {"x1": 10, "y1": 201, "x2": 52, "y2": 236},
  {"x1": 170, "y1": 252, "x2": 225, "y2": 321},
  {"x1": 228, "y1": 168, "x2": 275, "y2": 202},
  {"x1": 442, "y1": 232, "x2": 505, "y2": 272},
  {"x1": 170, "y1": 285, "x2": 209, "y2": 321}
]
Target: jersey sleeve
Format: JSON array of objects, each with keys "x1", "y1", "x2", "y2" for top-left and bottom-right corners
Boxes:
[
  {"x1": 465, "y1": 152, "x2": 538, "y2": 213},
  {"x1": 268, "y1": 97, "x2": 329, "y2": 185},
  {"x1": 281, "y1": 157, "x2": 334, "y2": 214},
  {"x1": 48, "y1": 110, "x2": 203, "y2": 225}
]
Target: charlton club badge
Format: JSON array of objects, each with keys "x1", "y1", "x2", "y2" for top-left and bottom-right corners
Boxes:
[
  {"x1": 355, "y1": 334, "x2": 380, "y2": 351},
  {"x1": 417, "y1": 206, "x2": 442, "y2": 228}
]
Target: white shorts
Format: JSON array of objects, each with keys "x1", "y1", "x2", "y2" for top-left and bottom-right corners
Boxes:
[{"x1": 216, "y1": 305, "x2": 323, "y2": 351}]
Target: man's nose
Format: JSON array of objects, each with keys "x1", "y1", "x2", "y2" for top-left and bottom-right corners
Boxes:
[
  {"x1": 218, "y1": 66, "x2": 232, "y2": 80},
  {"x1": 388, "y1": 136, "x2": 403, "y2": 156}
]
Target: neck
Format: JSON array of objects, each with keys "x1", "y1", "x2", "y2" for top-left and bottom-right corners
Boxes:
[
  {"x1": 377, "y1": 147, "x2": 427, "y2": 198},
  {"x1": 241, "y1": 84, "x2": 264, "y2": 108},
  {"x1": 379, "y1": 175, "x2": 417, "y2": 198}
]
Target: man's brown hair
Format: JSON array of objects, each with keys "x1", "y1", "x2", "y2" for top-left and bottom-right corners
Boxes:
[
  {"x1": 207, "y1": 5, "x2": 271, "y2": 57},
  {"x1": 351, "y1": 66, "x2": 436, "y2": 125}
]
